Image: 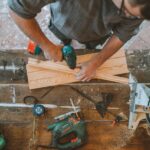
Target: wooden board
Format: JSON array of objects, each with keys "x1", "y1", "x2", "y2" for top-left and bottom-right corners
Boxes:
[{"x1": 27, "y1": 49, "x2": 129, "y2": 89}]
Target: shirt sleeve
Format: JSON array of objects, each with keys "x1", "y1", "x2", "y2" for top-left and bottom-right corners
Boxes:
[
  {"x1": 7, "y1": 0, "x2": 55, "y2": 19},
  {"x1": 113, "y1": 18, "x2": 143, "y2": 43}
]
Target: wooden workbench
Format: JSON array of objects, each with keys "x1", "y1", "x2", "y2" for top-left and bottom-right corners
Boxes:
[{"x1": 0, "y1": 50, "x2": 150, "y2": 150}]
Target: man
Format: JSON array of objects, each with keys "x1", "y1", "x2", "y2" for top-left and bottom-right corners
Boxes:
[{"x1": 7, "y1": 0, "x2": 150, "y2": 81}]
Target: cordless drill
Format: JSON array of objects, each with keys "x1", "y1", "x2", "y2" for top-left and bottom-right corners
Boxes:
[{"x1": 27, "y1": 41, "x2": 77, "y2": 69}]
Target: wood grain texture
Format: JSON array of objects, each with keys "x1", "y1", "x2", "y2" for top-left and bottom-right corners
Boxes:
[
  {"x1": 27, "y1": 49, "x2": 129, "y2": 89},
  {"x1": 0, "y1": 84, "x2": 150, "y2": 150}
]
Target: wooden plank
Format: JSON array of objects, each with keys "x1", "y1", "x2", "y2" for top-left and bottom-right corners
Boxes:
[
  {"x1": 28, "y1": 47, "x2": 128, "y2": 73},
  {"x1": 27, "y1": 65, "x2": 76, "y2": 89},
  {"x1": 27, "y1": 59, "x2": 128, "y2": 89},
  {"x1": 26, "y1": 62, "x2": 129, "y2": 83},
  {"x1": 27, "y1": 48, "x2": 129, "y2": 89},
  {"x1": 27, "y1": 64, "x2": 128, "y2": 76},
  {"x1": 28, "y1": 54, "x2": 127, "y2": 73},
  {"x1": 27, "y1": 64, "x2": 128, "y2": 89},
  {"x1": 77, "y1": 48, "x2": 125, "y2": 63},
  {"x1": 28, "y1": 56, "x2": 128, "y2": 76}
]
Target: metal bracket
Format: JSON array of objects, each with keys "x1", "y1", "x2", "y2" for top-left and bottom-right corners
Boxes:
[{"x1": 128, "y1": 74, "x2": 150, "y2": 130}]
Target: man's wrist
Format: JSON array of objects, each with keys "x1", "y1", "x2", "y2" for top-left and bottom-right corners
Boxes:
[
  {"x1": 40, "y1": 41, "x2": 56, "y2": 53},
  {"x1": 90, "y1": 52, "x2": 104, "y2": 69}
]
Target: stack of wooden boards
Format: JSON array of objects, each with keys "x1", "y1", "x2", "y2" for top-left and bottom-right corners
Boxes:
[{"x1": 27, "y1": 48, "x2": 129, "y2": 89}]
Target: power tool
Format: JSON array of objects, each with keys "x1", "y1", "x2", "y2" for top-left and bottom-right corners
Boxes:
[
  {"x1": 38, "y1": 111, "x2": 87, "y2": 150},
  {"x1": 27, "y1": 41, "x2": 77, "y2": 69},
  {"x1": 0, "y1": 134, "x2": 6, "y2": 150}
]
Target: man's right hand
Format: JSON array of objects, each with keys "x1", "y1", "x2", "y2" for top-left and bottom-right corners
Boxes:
[
  {"x1": 9, "y1": 9, "x2": 63, "y2": 62},
  {"x1": 43, "y1": 44, "x2": 63, "y2": 62}
]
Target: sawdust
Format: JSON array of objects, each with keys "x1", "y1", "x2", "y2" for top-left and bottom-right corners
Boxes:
[
  {"x1": 98, "y1": 125, "x2": 134, "y2": 150},
  {"x1": 110, "y1": 127, "x2": 134, "y2": 149}
]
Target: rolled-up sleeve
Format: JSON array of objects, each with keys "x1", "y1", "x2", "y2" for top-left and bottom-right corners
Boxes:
[
  {"x1": 7, "y1": 0, "x2": 55, "y2": 19},
  {"x1": 113, "y1": 19, "x2": 143, "y2": 43}
]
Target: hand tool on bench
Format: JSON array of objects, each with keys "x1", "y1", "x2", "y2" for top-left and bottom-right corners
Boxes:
[
  {"x1": 23, "y1": 87, "x2": 55, "y2": 116},
  {"x1": 69, "y1": 87, "x2": 125, "y2": 124},
  {"x1": 70, "y1": 86, "x2": 113, "y2": 118},
  {"x1": 23, "y1": 96, "x2": 46, "y2": 116}
]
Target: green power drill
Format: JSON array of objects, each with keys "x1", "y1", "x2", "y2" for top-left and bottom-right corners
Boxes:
[
  {"x1": 0, "y1": 134, "x2": 6, "y2": 150},
  {"x1": 28, "y1": 41, "x2": 77, "y2": 69}
]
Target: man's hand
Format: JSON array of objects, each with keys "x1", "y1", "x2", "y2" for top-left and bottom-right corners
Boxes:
[
  {"x1": 43, "y1": 44, "x2": 63, "y2": 61},
  {"x1": 75, "y1": 35, "x2": 124, "y2": 82},
  {"x1": 9, "y1": 9, "x2": 63, "y2": 62},
  {"x1": 75, "y1": 61, "x2": 97, "y2": 81}
]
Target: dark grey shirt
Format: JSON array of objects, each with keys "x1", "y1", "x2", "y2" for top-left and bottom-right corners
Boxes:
[{"x1": 8, "y1": 0, "x2": 143, "y2": 43}]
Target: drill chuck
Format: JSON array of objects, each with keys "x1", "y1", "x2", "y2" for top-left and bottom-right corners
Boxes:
[{"x1": 62, "y1": 45, "x2": 76, "y2": 69}]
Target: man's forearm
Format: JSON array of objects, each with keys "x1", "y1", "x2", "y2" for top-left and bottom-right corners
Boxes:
[
  {"x1": 9, "y1": 9, "x2": 55, "y2": 52},
  {"x1": 90, "y1": 35, "x2": 124, "y2": 68}
]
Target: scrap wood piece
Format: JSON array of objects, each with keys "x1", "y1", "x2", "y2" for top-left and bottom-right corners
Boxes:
[
  {"x1": 27, "y1": 63, "x2": 128, "y2": 75},
  {"x1": 27, "y1": 65, "x2": 76, "y2": 81},
  {"x1": 28, "y1": 58, "x2": 76, "y2": 74},
  {"x1": 26, "y1": 68, "x2": 128, "y2": 89},
  {"x1": 48, "y1": 48, "x2": 127, "y2": 69},
  {"x1": 57, "y1": 56, "x2": 127, "y2": 70},
  {"x1": 27, "y1": 48, "x2": 129, "y2": 89},
  {"x1": 27, "y1": 63, "x2": 128, "y2": 89},
  {"x1": 27, "y1": 65, "x2": 76, "y2": 89},
  {"x1": 27, "y1": 64, "x2": 128, "y2": 82},
  {"x1": 27, "y1": 47, "x2": 129, "y2": 76},
  {"x1": 28, "y1": 56, "x2": 129, "y2": 75},
  {"x1": 77, "y1": 48, "x2": 125, "y2": 63},
  {"x1": 28, "y1": 52, "x2": 128, "y2": 74}
]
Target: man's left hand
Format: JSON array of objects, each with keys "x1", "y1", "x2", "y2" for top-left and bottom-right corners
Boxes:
[{"x1": 75, "y1": 61, "x2": 97, "y2": 82}]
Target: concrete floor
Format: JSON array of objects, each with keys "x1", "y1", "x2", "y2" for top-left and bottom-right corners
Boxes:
[
  {"x1": 1, "y1": 0, "x2": 150, "y2": 51},
  {"x1": 0, "y1": 0, "x2": 85, "y2": 50},
  {"x1": 0, "y1": 1, "x2": 59, "y2": 50}
]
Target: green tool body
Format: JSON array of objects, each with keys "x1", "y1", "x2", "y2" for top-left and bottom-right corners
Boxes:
[
  {"x1": 0, "y1": 134, "x2": 6, "y2": 150},
  {"x1": 47, "y1": 112, "x2": 87, "y2": 150},
  {"x1": 62, "y1": 45, "x2": 76, "y2": 69}
]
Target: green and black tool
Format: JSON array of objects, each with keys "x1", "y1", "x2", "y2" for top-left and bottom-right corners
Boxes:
[
  {"x1": 62, "y1": 45, "x2": 76, "y2": 69},
  {"x1": 49, "y1": 111, "x2": 87, "y2": 150},
  {"x1": 0, "y1": 134, "x2": 6, "y2": 150},
  {"x1": 28, "y1": 41, "x2": 76, "y2": 69},
  {"x1": 38, "y1": 111, "x2": 87, "y2": 150}
]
